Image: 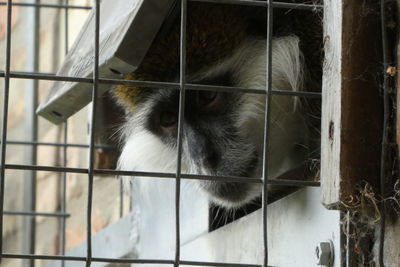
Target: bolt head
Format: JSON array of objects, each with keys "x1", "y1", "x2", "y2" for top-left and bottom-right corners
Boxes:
[{"x1": 316, "y1": 241, "x2": 334, "y2": 266}]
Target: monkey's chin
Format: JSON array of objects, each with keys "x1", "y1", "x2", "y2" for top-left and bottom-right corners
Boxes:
[{"x1": 199, "y1": 181, "x2": 262, "y2": 209}]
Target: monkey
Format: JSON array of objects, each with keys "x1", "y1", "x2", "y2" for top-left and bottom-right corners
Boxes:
[{"x1": 113, "y1": 2, "x2": 322, "y2": 209}]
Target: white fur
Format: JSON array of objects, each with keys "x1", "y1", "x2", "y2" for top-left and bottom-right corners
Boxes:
[
  {"x1": 233, "y1": 36, "x2": 308, "y2": 177},
  {"x1": 117, "y1": 36, "x2": 307, "y2": 208},
  {"x1": 119, "y1": 127, "x2": 176, "y2": 197}
]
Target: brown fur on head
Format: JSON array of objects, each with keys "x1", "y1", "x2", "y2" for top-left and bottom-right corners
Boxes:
[
  {"x1": 114, "y1": 3, "x2": 254, "y2": 112},
  {"x1": 114, "y1": 2, "x2": 323, "y2": 113}
]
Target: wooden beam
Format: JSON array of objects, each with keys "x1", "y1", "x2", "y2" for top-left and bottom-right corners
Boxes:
[
  {"x1": 321, "y1": 0, "x2": 383, "y2": 208},
  {"x1": 182, "y1": 188, "x2": 341, "y2": 266},
  {"x1": 321, "y1": 0, "x2": 343, "y2": 208}
]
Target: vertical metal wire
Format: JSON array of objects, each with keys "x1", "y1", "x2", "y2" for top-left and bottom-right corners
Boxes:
[
  {"x1": 175, "y1": 0, "x2": 188, "y2": 266},
  {"x1": 119, "y1": 179, "x2": 124, "y2": 218},
  {"x1": 23, "y1": 2, "x2": 40, "y2": 266},
  {"x1": 59, "y1": 1, "x2": 70, "y2": 265},
  {"x1": 379, "y1": 0, "x2": 390, "y2": 265},
  {"x1": 0, "y1": 0, "x2": 13, "y2": 262},
  {"x1": 345, "y1": 211, "x2": 353, "y2": 267},
  {"x1": 86, "y1": 0, "x2": 101, "y2": 266},
  {"x1": 261, "y1": 1, "x2": 273, "y2": 266}
]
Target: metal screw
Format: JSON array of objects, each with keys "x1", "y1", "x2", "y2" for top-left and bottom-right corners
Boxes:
[{"x1": 316, "y1": 240, "x2": 334, "y2": 266}]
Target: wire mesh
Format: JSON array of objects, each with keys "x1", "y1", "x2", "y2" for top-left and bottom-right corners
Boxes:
[
  {"x1": 379, "y1": 0, "x2": 391, "y2": 265},
  {"x1": 0, "y1": 0, "x2": 323, "y2": 266},
  {"x1": 60, "y1": 3, "x2": 69, "y2": 259},
  {"x1": 261, "y1": 1, "x2": 273, "y2": 264}
]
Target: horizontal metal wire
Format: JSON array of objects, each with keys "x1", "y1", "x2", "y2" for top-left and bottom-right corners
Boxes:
[
  {"x1": 0, "y1": 0, "x2": 322, "y2": 10},
  {"x1": 0, "y1": 1, "x2": 91, "y2": 9},
  {"x1": 5, "y1": 164, "x2": 88, "y2": 174},
  {"x1": 189, "y1": 0, "x2": 322, "y2": 10},
  {"x1": 3, "y1": 211, "x2": 70, "y2": 218},
  {"x1": 0, "y1": 71, "x2": 321, "y2": 98},
  {"x1": 2, "y1": 254, "x2": 173, "y2": 264},
  {"x1": 2, "y1": 253, "x2": 271, "y2": 266},
  {"x1": 4, "y1": 164, "x2": 320, "y2": 187},
  {"x1": 6, "y1": 140, "x2": 117, "y2": 150},
  {"x1": 0, "y1": 71, "x2": 90, "y2": 83},
  {"x1": 180, "y1": 261, "x2": 266, "y2": 267}
]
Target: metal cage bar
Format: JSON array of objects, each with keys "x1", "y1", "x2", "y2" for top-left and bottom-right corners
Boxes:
[
  {"x1": 0, "y1": 70, "x2": 322, "y2": 97},
  {"x1": 3, "y1": 163, "x2": 321, "y2": 186},
  {"x1": 0, "y1": 71, "x2": 322, "y2": 97},
  {"x1": 5, "y1": 140, "x2": 117, "y2": 150},
  {"x1": 59, "y1": 1, "x2": 70, "y2": 265},
  {"x1": 0, "y1": 0, "x2": 322, "y2": 9},
  {"x1": 261, "y1": 1, "x2": 274, "y2": 265},
  {"x1": 3, "y1": 211, "x2": 70, "y2": 218},
  {"x1": 0, "y1": 0, "x2": 13, "y2": 261},
  {"x1": 174, "y1": 0, "x2": 188, "y2": 266},
  {"x1": 379, "y1": 0, "x2": 390, "y2": 265},
  {"x1": 84, "y1": 0, "x2": 101, "y2": 266},
  {"x1": 0, "y1": 1, "x2": 91, "y2": 9},
  {"x1": 190, "y1": 0, "x2": 321, "y2": 9},
  {"x1": 23, "y1": 1, "x2": 40, "y2": 266},
  {"x1": 2, "y1": 253, "x2": 266, "y2": 266}
]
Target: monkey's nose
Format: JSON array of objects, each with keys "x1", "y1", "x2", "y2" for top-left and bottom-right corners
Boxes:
[{"x1": 185, "y1": 126, "x2": 219, "y2": 170}]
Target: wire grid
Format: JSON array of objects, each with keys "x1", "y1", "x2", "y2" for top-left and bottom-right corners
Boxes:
[{"x1": 0, "y1": 0, "x2": 322, "y2": 266}]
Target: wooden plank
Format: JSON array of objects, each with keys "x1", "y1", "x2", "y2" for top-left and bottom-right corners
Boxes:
[
  {"x1": 321, "y1": 0, "x2": 383, "y2": 208},
  {"x1": 45, "y1": 212, "x2": 138, "y2": 267},
  {"x1": 181, "y1": 188, "x2": 341, "y2": 267},
  {"x1": 36, "y1": 0, "x2": 176, "y2": 124},
  {"x1": 321, "y1": 0, "x2": 343, "y2": 208}
]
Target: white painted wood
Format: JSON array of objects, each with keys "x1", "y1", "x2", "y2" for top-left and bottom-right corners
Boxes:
[
  {"x1": 46, "y1": 188, "x2": 340, "y2": 267},
  {"x1": 181, "y1": 188, "x2": 341, "y2": 267},
  {"x1": 45, "y1": 212, "x2": 138, "y2": 267},
  {"x1": 321, "y1": 0, "x2": 343, "y2": 208},
  {"x1": 129, "y1": 178, "x2": 209, "y2": 267},
  {"x1": 45, "y1": 178, "x2": 209, "y2": 267},
  {"x1": 37, "y1": 0, "x2": 176, "y2": 124}
]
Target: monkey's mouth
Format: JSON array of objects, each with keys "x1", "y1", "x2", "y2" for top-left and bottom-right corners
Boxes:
[
  {"x1": 198, "y1": 154, "x2": 261, "y2": 208},
  {"x1": 200, "y1": 181, "x2": 260, "y2": 207}
]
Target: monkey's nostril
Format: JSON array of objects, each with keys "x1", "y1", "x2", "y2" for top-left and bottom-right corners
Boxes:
[
  {"x1": 205, "y1": 149, "x2": 219, "y2": 169},
  {"x1": 185, "y1": 126, "x2": 220, "y2": 169}
]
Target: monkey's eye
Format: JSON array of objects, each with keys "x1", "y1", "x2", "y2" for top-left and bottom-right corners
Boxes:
[
  {"x1": 195, "y1": 90, "x2": 225, "y2": 114},
  {"x1": 197, "y1": 91, "x2": 218, "y2": 106},
  {"x1": 159, "y1": 111, "x2": 177, "y2": 128}
]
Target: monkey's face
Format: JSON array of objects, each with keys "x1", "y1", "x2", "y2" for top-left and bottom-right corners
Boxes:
[
  {"x1": 117, "y1": 37, "x2": 307, "y2": 208},
  {"x1": 133, "y1": 88, "x2": 262, "y2": 207}
]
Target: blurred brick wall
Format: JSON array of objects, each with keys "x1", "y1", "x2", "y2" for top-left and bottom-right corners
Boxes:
[
  {"x1": 0, "y1": 0, "x2": 20, "y2": 39},
  {"x1": 0, "y1": 1, "x2": 128, "y2": 266}
]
